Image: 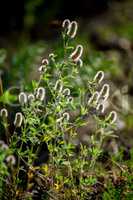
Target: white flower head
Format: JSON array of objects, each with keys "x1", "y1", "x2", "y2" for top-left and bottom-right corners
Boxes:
[
  {"x1": 70, "y1": 45, "x2": 83, "y2": 62},
  {"x1": 62, "y1": 88, "x2": 71, "y2": 96},
  {"x1": 6, "y1": 155, "x2": 16, "y2": 165},
  {"x1": 36, "y1": 87, "x2": 45, "y2": 101},
  {"x1": 18, "y1": 92, "x2": 27, "y2": 105},
  {"x1": 63, "y1": 112, "x2": 70, "y2": 121},
  {"x1": 96, "y1": 103, "x2": 105, "y2": 114},
  {"x1": 0, "y1": 108, "x2": 8, "y2": 119},
  {"x1": 67, "y1": 21, "x2": 78, "y2": 39},
  {"x1": 100, "y1": 84, "x2": 110, "y2": 102},
  {"x1": 62, "y1": 19, "x2": 71, "y2": 29},
  {"x1": 38, "y1": 65, "x2": 47, "y2": 73},
  {"x1": 106, "y1": 111, "x2": 117, "y2": 124},
  {"x1": 54, "y1": 80, "x2": 63, "y2": 93},
  {"x1": 93, "y1": 71, "x2": 104, "y2": 84},
  {"x1": 41, "y1": 59, "x2": 49, "y2": 65},
  {"x1": 14, "y1": 112, "x2": 23, "y2": 127},
  {"x1": 88, "y1": 91, "x2": 100, "y2": 105},
  {"x1": 28, "y1": 94, "x2": 35, "y2": 103}
]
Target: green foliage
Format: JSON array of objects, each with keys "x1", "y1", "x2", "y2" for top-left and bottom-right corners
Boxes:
[{"x1": 0, "y1": 19, "x2": 132, "y2": 200}]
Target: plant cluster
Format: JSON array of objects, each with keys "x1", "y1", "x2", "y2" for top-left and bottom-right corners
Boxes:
[{"x1": 0, "y1": 19, "x2": 127, "y2": 200}]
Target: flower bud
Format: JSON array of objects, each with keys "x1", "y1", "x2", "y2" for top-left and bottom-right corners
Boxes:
[
  {"x1": 19, "y1": 92, "x2": 27, "y2": 105},
  {"x1": 6, "y1": 155, "x2": 16, "y2": 165},
  {"x1": 93, "y1": 71, "x2": 104, "y2": 84},
  {"x1": 106, "y1": 111, "x2": 117, "y2": 124},
  {"x1": 70, "y1": 45, "x2": 83, "y2": 62},
  {"x1": 14, "y1": 112, "x2": 23, "y2": 127},
  {"x1": 0, "y1": 108, "x2": 8, "y2": 119},
  {"x1": 67, "y1": 21, "x2": 78, "y2": 39},
  {"x1": 36, "y1": 87, "x2": 45, "y2": 101}
]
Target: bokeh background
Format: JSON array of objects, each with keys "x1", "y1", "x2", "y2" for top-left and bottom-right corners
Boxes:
[{"x1": 0, "y1": 0, "x2": 133, "y2": 151}]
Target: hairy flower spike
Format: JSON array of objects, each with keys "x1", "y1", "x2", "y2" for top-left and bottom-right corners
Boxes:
[
  {"x1": 70, "y1": 45, "x2": 83, "y2": 62},
  {"x1": 6, "y1": 155, "x2": 16, "y2": 165},
  {"x1": 62, "y1": 19, "x2": 71, "y2": 29},
  {"x1": 63, "y1": 112, "x2": 70, "y2": 121},
  {"x1": 93, "y1": 71, "x2": 104, "y2": 84},
  {"x1": 14, "y1": 112, "x2": 23, "y2": 127},
  {"x1": 100, "y1": 84, "x2": 110, "y2": 102},
  {"x1": 42, "y1": 59, "x2": 49, "y2": 65},
  {"x1": 96, "y1": 103, "x2": 105, "y2": 113},
  {"x1": 49, "y1": 53, "x2": 55, "y2": 58},
  {"x1": 54, "y1": 80, "x2": 63, "y2": 93},
  {"x1": 0, "y1": 108, "x2": 8, "y2": 119},
  {"x1": 67, "y1": 21, "x2": 78, "y2": 39},
  {"x1": 38, "y1": 65, "x2": 47, "y2": 73},
  {"x1": 28, "y1": 94, "x2": 35, "y2": 103},
  {"x1": 19, "y1": 92, "x2": 27, "y2": 105},
  {"x1": 88, "y1": 92, "x2": 100, "y2": 105},
  {"x1": 36, "y1": 87, "x2": 45, "y2": 101},
  {"x1": 63, "y1": 88, "x2": 71, "y2": 96},
  {"x1": 106, "y1": 111, "x2": 117, "y2": 124}
]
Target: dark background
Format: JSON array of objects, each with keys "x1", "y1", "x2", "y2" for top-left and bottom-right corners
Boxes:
[{"x1": 0, "y1": 0, "x2": 124, "y2": 36}]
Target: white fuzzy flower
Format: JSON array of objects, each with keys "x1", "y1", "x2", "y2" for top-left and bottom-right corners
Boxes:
[
  {"x1": 67, "y1": 21, "x2": 78, "y2": 39},
  {"x1": 100, "y1": 84, "x2": 110, "y2": 102},
  {"x1": 106, "y1": 111, "x2": 117, "y2": 124},
  {"x1": 36, "y1": 87, "x2": 45, "y2": 101},
  {"x1": 62, "y1": 19, "x2": 71, "y2": 29},
  {"x1": 6, "y1": 155, "x2": 16, "y2": 165},
  {"x1": 0, "y1": 108, "x2": 8, "y2": 119},
  {"x1": 70, "y1": 45, "x2": 83, "y2": 62},
  {"x1": 63, "y1": 112, "x2": 70, "y2": 121},
  {"x1": 38, "y1": 65, "x2": 47, "y2": 73},
  {"x1": 28, "y1": 94, "x2": 35, "y2": 103},
  {"x1": 63, "y1": 88, "x2": 71, "y2": 96},
  {"x1": 93, "y1": 71, "x2": 104, "y2": 84},
  {"x1": 96, "y1": 103, "x2": 105, "y2": 113},
  {"x1": 88, "y1": 92, "x2": 100, "y2": 105},
  {"x1": 19, "y1": 92, "x2": 27, "y2": 105},
  {"x1": 41, "y1": 59, "x2": 49, "y2": 65},
  {"x1": 14, "y1": 112, "x2": 23, "y2": 127},
  {"x1": 54, "y1": 80, "x2": 63, "y2": 93}
]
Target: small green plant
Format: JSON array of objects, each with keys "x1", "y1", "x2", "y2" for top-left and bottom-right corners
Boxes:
[{"x1": 0, "y1": 19, "x2": 119, "y2": 200}]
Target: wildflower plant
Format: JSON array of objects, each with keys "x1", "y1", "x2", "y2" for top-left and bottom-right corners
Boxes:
[{"x1": 0, "y1": 19, "x2": 118, "y2": 199}]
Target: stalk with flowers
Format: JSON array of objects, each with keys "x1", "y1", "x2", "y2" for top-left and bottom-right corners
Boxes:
[{"x1": 0, "y1": 19, "x2": 118, "y2": 200}]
